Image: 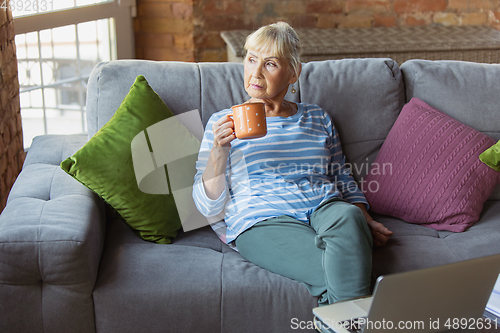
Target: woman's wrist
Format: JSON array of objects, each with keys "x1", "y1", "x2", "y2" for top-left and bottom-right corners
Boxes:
[
  {"x1": 354, "y1": 203, "x2": 374, "y2": 222},
  {"x1": 202, "y1": 146, "x2": 230, "y2": 200}
]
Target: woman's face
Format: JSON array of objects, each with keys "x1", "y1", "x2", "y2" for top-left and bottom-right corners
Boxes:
[{"x1": 243, "y1": 49, "x2": 297, "y2": 101}]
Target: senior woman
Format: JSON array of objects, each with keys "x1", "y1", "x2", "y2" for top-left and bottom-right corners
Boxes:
[{"x1": 193, "y1": 21, "x2": 392, "y2": 305}]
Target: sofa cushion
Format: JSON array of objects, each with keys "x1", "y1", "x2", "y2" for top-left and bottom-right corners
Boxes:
[
  {"x1": 86, "y1": 59, "x2": 405, "y2": 184},
  {"x1": 86, "y1": 61, "x2": 203, "y2": 137},
  {"x1": 93, "y1": 220, "x2": 318, "y2": 333},
  {"x1": 297, "y1": 58, "x2": 405, "y2": 181},
  {"x1": 0, "y1": 134, "x2": 104, "y2": 333},
  {"x1": 365, "y1": 97, "x2": 500, "y2": 232},
  {"x1": 61, "y1": 75, "x2": 183, "y2": 244},
  {"x1": 480, "y1": 140, "x2": 500, "y2": 172},
  {"x1": 401, "y1": 59, "x2": 500, "y2": 200},
  {"x1": 372, "y1": 201, "x2": 500, "y2": 276}
]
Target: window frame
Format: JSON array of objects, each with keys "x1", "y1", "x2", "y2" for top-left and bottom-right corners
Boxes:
[
  {"x1": 14, "y1": 0, "x2": 136, "y2": 59},
  {"x1": 14, "y1": 0, "x2": 136, "y2": 147}
]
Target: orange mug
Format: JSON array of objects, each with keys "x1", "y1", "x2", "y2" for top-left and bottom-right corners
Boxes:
[{"x1": 229, "y1": 102, "x2": 267, "y2": 139}]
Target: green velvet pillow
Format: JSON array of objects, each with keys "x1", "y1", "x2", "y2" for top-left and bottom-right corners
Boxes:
[
  {"x1": 480, "y1": 140, "x2": 500, "y2": 172},
  {"x1": 61, "y1": 75, "x2": 184, "y2": 244}
]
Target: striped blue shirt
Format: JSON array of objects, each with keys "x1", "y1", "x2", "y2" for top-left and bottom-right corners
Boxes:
[{"x1": 193, "y1": 103, "x2": 368, "y2": 244}]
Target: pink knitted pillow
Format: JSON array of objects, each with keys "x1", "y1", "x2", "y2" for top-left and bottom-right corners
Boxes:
[{"x1": 364, "y1": 97, "x2": 500, "y2": 232}]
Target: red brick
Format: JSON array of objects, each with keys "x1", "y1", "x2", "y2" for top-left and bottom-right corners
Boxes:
[
  {"x1": 135, "y1": 32, "x2": 175, "y2": 48},
  {"x1": 202, "y1": 1, "x2": 220, "y2": 16},
  {"x1": 225, "y1": 2, "x2": 244, "y2": 15},
  {"x1": 260, "y1": 16, "x2": 289, "y2": 27},
  {"x1": 243, "y1": 2, "x2": 267, "y2": 16},
  {"x1": 203, "y1": 15, "x2": 248, "y2": 31},
  {"x1": 0, "y1": 154, "x2": 7, "y2": 177},
  {"x1": 2, "y1": 58, "x2": 16, "y2": 83},
  {"x1": 317, "y1": 14, "x2": 340, "y2": 28},
  {"x1": 8, "y1": 117, "x2": 16, "y2": 141},
  {"x1": 338, "y1": 14, "x2": 374, "y2": 28},
  {"x1": 291, "y1": 14, "x2": 318, "y2": 28},
  {"x1": 7, "y1": 80, "x2": 17, "y2": 101},
  {"x1": 405, "y1": 13, "x2": 432, "y2": 25},
  {"x1": 203, "y1": 1, "x2": 243, "y2": 16},
  {"x1": 194, "y1": 32, "x2": 226, "y2": 49},
  {"x1": 6, "y1": 19, "x2": 15, "y2": 39},
  {"x1": 433, "y1": 12, "x2": 460, "y2": 26},
  {"x1": 467, "y1": 0, "x2": 495, "y2": 10},
  {"x1": 374, "y1": 15, "x2": 398, "y2": 27},
  {"x1": 6, "y1": 4, "x2": 12, "y2": 21},
  {"x1": 174, "y1": 34, "x2": 194, "y2": 49},
  {"x1": 0, "y1": 8, "x2": 22, "y2": 211},
  {"x1": 0, "y1": 181, "x2": 6, "y2": 212},
  {"x1": 394, "y1": 0, "x2": 448, "y2": 13},
  {"x1": 198, "y1": 49, "x2": 227, "y2": 62},
  {"x1": 274, "y1": 1, "x2": 306, "y2": 15},
  {"x1": 135, "y1": 47, "x2": 144, "y2": 59},
  {"x1": 172, "y1": 2, "x2": 194, "y2": 19},
  {"x1": 137, "y1": 2, "x2": 173, "y2": 18},
  {"x1": 140, "y1": 18, "x2": 194, "y2": 34},
  {"x1": 346, "y1": 0, "x2": 391, "y2": 15},
  {"x1": 0, "y1": 24, "x2": 7, "y2": 46},
  {"x1": 3, "y1": 123, "x2": 10, "y2": 146},
  {"x1": 18, "y1": 150, "x2": 26, "y2": 168},
  {"x1": 0, "y1": 6, "x2": 7, "y2": 25},
  {"x1": 447, "y1": 0, "x2": 469, "y2": 10},
  {"x1": 133, "y1": 18, "x2": 141, "y2": 32},
  {"x1": 5, "y1": 164, "x2": 14, "y2": 189},
  {"x1": 140, "y1": 0, "x2": 190, "y2": 2},
  {"x1": 306, "y1": 1, "x2": 344, "y2": 14},
  {"x1": 461, "y1": 12, "x2": 489, "y2": 25},
  {"x1": 493, "y1": 11, "x2": 500, "y2": 22},
  {"x1": 11, "y1": 93, "x2": 19, "y2": 113},
  {"x1": 6, "y1": 140, "x2": 19, "y2": 163}
]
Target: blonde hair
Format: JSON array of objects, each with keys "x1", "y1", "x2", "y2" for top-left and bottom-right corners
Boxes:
[{"x1": 244, "y1": 21, "x2": 301, "y2": 79}]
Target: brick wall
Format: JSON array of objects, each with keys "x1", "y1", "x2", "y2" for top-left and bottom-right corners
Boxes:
[
  {"x1": 134, "y1": 0, "x2": 195, "y2": 61},
  {"x1": 0, "y1": 1, "x2": 23, "y2": 212},
  {"x1": 135, "y1": 0, "x2": 500, "y2": 62}
]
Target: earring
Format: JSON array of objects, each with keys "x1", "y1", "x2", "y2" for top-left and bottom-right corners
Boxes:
[{"x1": 291, "y1": 84, "x2": 296, "y2": 94}]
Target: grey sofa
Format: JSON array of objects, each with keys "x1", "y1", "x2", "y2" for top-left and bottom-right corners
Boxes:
[{"x1": 1, "y1": 58, "x2": 499, "y2": 333}]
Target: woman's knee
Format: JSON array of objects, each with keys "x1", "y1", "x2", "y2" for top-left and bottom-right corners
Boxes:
[
  {"x1": 339, "y1": 203, "x2": 365, "y2": 220},
  {"x1": 312, "y1": 201, "x2": 366, "y2": 230}
]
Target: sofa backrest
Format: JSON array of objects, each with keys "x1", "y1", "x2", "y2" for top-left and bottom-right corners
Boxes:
[
  {"x1": 86, "y1": 58, "x2": 405, "y2": 181},
  {"x1": 297, "y1": 59, "x2": 405, "y2": 180},
  {"x1": 401, "y1": 59, "x2": 500, "y2": 200}
]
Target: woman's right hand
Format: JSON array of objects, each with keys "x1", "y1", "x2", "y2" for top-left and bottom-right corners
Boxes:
[{"x1": 212, "y1": 114, "x2": 236, "y2": 148}]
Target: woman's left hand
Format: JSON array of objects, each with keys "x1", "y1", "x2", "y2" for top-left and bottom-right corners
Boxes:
[
  {"x1": 366, "y1": 219, "x2": 393, "y2": 247},
  {"x1": 354, "y1": 203, "x2": 393, "y2": 247}
]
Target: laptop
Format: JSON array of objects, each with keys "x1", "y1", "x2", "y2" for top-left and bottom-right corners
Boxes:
[{"x1": 313, "y1": 254, "x2": 500, "y2": 333}]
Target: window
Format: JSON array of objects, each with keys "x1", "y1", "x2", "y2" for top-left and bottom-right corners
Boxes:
[{"x1": 13, "y1": 0, "x2": 136, "y2": 148}]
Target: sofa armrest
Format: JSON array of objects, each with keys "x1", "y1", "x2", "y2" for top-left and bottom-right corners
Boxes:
[{"x1": 0, "y1": 134, "x2": 106, "y2": 333}]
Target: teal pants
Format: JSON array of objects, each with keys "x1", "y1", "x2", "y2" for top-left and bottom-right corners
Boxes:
[{"x1": 235, "y1": 198, "x2": 373, "y2": 305}]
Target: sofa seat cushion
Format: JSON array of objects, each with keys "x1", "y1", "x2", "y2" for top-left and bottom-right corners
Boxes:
[
  {"x1": 94, "y1": 218, "x2": 319, "y2": 333},
  {"x1": 104, "y1": 215, "x2": 224, "y2": 252},
  {"x1": 372, "y1": 201, "x2": 500, "y2": 276},
  {"x1": 93, "y1": 241, "x2": 224, "y2": 333}
]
